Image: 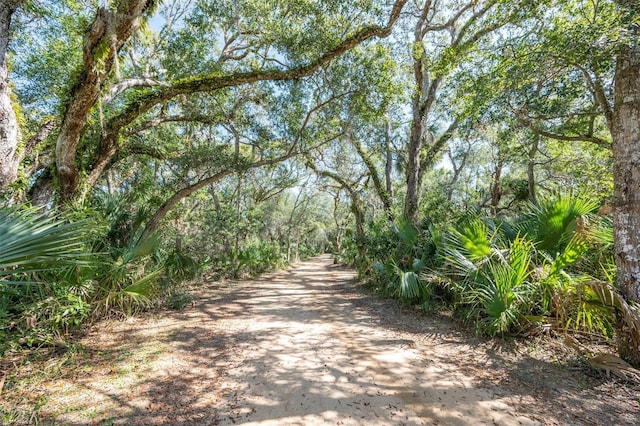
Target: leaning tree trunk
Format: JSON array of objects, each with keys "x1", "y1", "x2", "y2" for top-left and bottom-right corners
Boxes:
[
  {"x1": 0, "y1": 1, "x2": 23, "y2": 192},
  {"x1": 612, "y1": 40, "x2": 640, "y2": 367},
  {"x1": 55, "y1": 0, "x2": 155, "y2": 202}
]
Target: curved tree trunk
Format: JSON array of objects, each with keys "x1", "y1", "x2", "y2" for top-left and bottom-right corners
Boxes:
[
  {"x1": 141, "y1": 151, "x2": 300, "y2": 240},
  {"x1": 55, "y1": 0, "x2": 156, "y2": 201},
  {"x1": 0, "y1": 1, "x2": 24, "y2": 193},
  {"x1": 350, "y1": 135, "x2": 393, "y2": 222},
  {"x1": 305, "y1": 161, "x2": 366, "y2": 262},
  {"x1": 141, "y1": 170, "x2": 233, "y2": 241}
]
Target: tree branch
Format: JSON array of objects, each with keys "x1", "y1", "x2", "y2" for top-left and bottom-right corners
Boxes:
[
  {"x1": 103, "y1": 77, "x2": 170, "y2": 104},
  {"x1": 100, "y1": 0, "x2": 407, "y2": 150},
  {"x1": 140, "y1": 148, "x2": 301, "y2": 239},
  {"x1": 515, "y1": 115, "x2": 611, "y2": 148},
  {"x1": 575, "y1": 64, "x2": 614, "y2": 132},
  {"x1": 87, "y1": 0, "x2": 407, "y2": 197},
  {"x1": 421, "y1": 119, "x2": 459, "y2": 171}
]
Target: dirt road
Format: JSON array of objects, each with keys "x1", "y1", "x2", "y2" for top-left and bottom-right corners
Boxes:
[
  {"x1": 192, "y1": 256, "x2": 538, "y2": 425},
  {"x1": 5, "y1": 255, "x2": 638, "y2": 425}
]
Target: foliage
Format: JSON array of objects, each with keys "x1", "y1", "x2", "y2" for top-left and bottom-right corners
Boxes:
[
  {"x1": 516, "y1": 194, "x2": 600, "y2": 253},
  {"x1": 439, "y1": 195, "x2": 615, "y2": 336},
  {"x1": 0, "y1": 201, "x2": 166, "y2": 353},
  {"x1": 2, "y1": 0, "x2": 638, "y2": 365},
  {"x1": 163, "y1": 249, "x2": 201, "y2": 282},
  {"x1": 345, "y1": 193, "x2": 617, "y2": 338},
  {"x1": 0, "y1": 205, "x2": 89, "y2": 279},
  {"x1": 222, "y1": 240, "x2": 286, "y2": 278},
  {"x1": 0, "y1": 205, "x2": 90, "y2": 351},
  {"x1": 441, "y1": 218, "x2": 534, "y2": 335}
]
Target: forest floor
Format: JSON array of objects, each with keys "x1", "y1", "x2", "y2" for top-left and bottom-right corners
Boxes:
[{"x1": 1, "y1": 255, "x2": 639, "y2": 425}]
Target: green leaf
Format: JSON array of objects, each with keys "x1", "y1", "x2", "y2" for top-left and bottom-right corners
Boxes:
[{"x1": 0, "y1": 205, "x2": 90, "y2": 282}]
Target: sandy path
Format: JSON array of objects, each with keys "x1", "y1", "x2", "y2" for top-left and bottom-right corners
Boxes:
[
  {"x1": 10, "y1": 255, "x2": 639, "y2": 425},
  {"x1": 196, "y1": 255, "x2": 537, "y2": 426}
]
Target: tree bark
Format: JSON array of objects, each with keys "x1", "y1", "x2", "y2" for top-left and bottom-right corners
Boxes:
[
  {"x1": 527, "y1": 134, "x2": 539, "y2": 205},
  {"x1": 384, "y1": 118, "x2": 394, "y2": 202},
  {"x1": 446, "y1": 143, "x2": 469, "y2": 202},
  {"x1": 0, "y1": 0, "x2": 24, "y2": 192},
  {"x1": 489, "y1": 157, "x2": 504, "y2": 216},
  {"x1": 350, "y1": 135, "x2": 393, "y2": 221},
  {"x1": 612, "y1": 39, "x2": 640, "y2": 367},
  {"x1": 404, "y1": 3, "x2": 431, "y2": 224},
  {"x1": 55, "y1": 0, "x2": 156, "y2": 201}
]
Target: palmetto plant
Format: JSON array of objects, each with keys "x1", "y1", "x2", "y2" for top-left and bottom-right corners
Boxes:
[
  {"x1": 388, "y1": 258, "x2": 430, "y2": 302},
  {"x1": 369, "y1": 217, "x2": 433, "y2": 303},
  {"x1": 0, "y1": 205, "x2": 89, "y2": 281},
  {"x1": 92, "y1": 224, "x2": 163, "y2": 317},
  {"x1": 163, "y1": 249, "x2": 201, "y2": 281},
  {"x1": 516, "y1": 194, "x2": 600, "y2": 253},
  {"x1": 1, "y1": 205, "x2": 92, "y2": 349},
  {"x1": 524, "y1": 195, "x2": 616, "y2": 335},
  {"x1": 443, "y1": 218, "x2": 536, "y2": 335}
]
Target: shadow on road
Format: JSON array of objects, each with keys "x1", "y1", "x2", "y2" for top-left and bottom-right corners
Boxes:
[{"x1": 38, "y1": 255, "x2": 640, "y2": 425}]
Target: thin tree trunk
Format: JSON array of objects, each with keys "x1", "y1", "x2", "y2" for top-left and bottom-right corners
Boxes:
[
  {"x1": 333, "y1": 194, "x2": 343, "y2": 253},
  {"x1": 384, "y1": 118, "x2": 394, "y2": 201},
  {"x1": 348, "y1": 189, "x2": 366, "y2": 262},
  {"x1": 404, "y1": 5, "x2": 431, "y2": 225},
  {"x1": 142, "y1": 169, "x2": 233, "y2": 241},
  {"x1": 446, "y1": 146, "x2": 468, "y2": 202},
  {"x1": 234, "y1": 174, "x2": 242, "y2": 256},
  {"x1": 350, "y1": 134, "x2": 392, "y2": 221},
  {"x1": 490, "y1": 158, "x2": 503, "y2": 216},
  {"x1": 527, "y1": 134, "x2": 539, "y2": 205},
  {"x1": 612, "y1": 39, "x2": 640, "y2": 367},
  {"x1": 405, "y1": 71, "x2": 426, "y2": 224},
  {"x1": 0, "y1": 1, "x2": 23, "y2": 192}
]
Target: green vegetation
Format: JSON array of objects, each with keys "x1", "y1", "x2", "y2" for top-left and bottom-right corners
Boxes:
[
  {"x1": 0, "y1": 0, "x2": 639, "y2": 367},
  {"x1": 355, "y1": 194, "x2": 618, "y2": 337}
]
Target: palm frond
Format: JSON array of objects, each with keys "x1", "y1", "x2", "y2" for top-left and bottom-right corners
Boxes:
[
  {"x1": 394, "y1": 216, "x2": 419, "y2": 249},
  {"x1": 397, "y1": 270, "x2": 424, "y2": 300},
  {"x1": 589, "y1": 280, "x2": 640, "y2": 338},
  {"x1": 521, "y1": 194, "x2": 599, "y2": 252},
  {"x1": 464, "y1": 236, "x2": 535, "y2": 335},
  {"x1": 0, "y1": 206, "x2": 89, "y2": 280}
]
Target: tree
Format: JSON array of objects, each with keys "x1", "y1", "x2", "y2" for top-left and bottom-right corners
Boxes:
[
  {"x1": 403, "y1": 0, "x2": 539, "y2": 223},
  {"x1": 54, "y1": 0, "x2": 159, "y2": 200},
  {"x1": 83, "y1": 0, "x2": 408, "y2": 203},
  {"x1": 611, "y1": 0, "x2": 640, "y2": 366},
  {"x1": 442, "y1": 0, "x2": 639, "y2": 364},
  {"x1": 0, "y1": 0, "x2": 24, "y2": 191},
  {"x1": 305, "y1": 155, "x2": 367, "y2": 262},
  {"x1": 1, "y1": 0, "x2": 408, "y2": 204}
]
